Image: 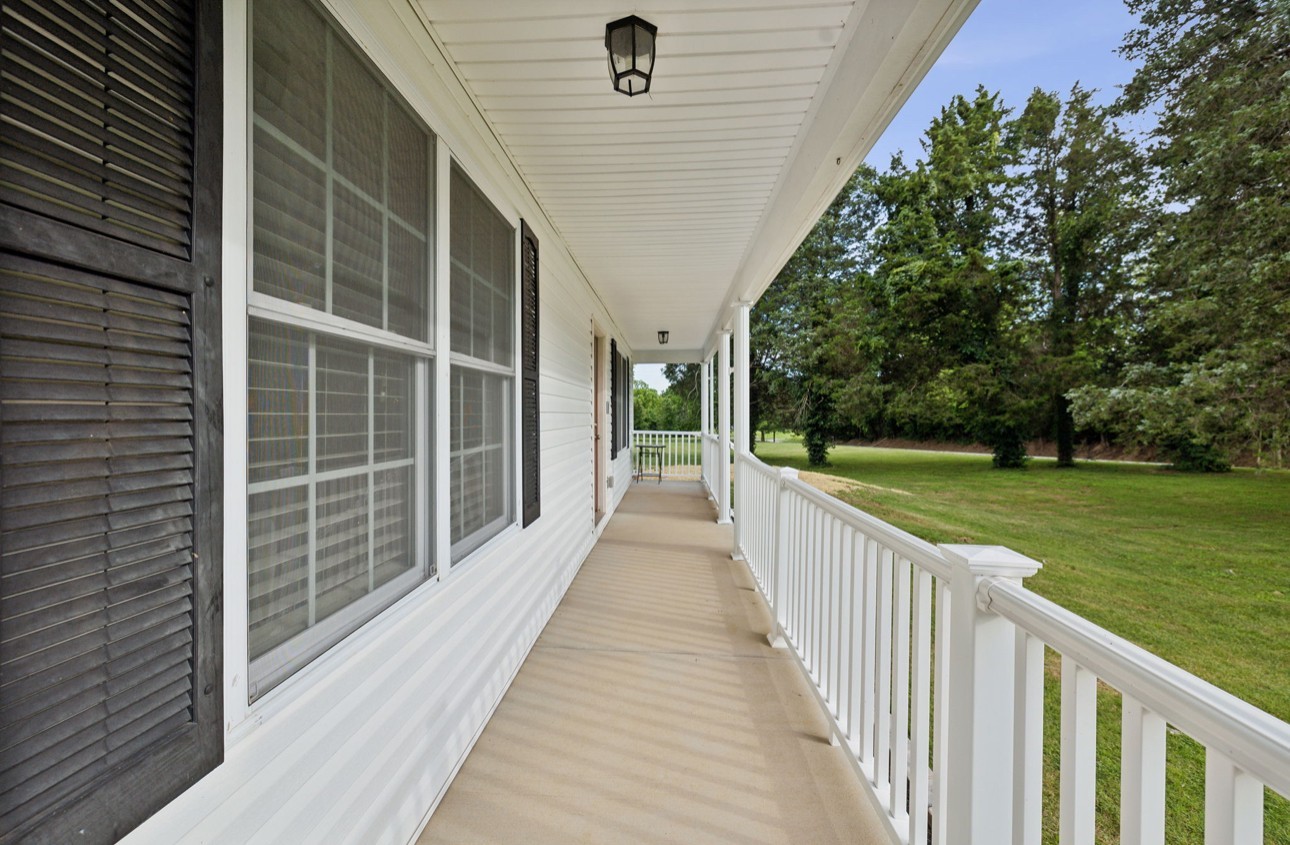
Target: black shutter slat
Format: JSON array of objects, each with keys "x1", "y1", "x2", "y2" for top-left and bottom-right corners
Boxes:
[
  {"x1": 0, "y1": 649, "x2": 188, "y2": 784},
  {"x1": 1, "y1": 551, "x2": 107, "y2": 597},
  {"x1": 11, "y1": 0, "x2": 195, "y2": 134},
  {"x1": 0, "y1": 739, "x2": 110, "y2": 820},
  {"x1": 1, "y1": 0, "x2": 198, "y2": 262},
  {"x1": 1, "y1": 634, "x2": 187, "y2": 732},
  {"x1": 0, "y1": 130, "x2": 190, "y2": 221},
  {"x1": 0, "y1": 86, "x2": 191, "y2": 185},
  {"x1": 1, "y1": 620, "x2": 191, "y2": 715},
  {"x1": 0, "y1": 633, "x2": 106, "y2": 703},
  {"x1": 0, "y1": 246, "x2": 202, "y2": 839},
  {"x1": 0, "y1": 663, "x2": 107, "y2": 734},
  {"x1": 1, "y1": 24, "x2": 193, "y2": 157},
  {"x1": 2, "y1": 402, "x2": 192, "y2": 423}
]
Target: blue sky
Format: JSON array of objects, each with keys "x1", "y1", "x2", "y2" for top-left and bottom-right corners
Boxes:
[{"x1": 636, "y1": 0, "x2": 1141, "y2": 393}]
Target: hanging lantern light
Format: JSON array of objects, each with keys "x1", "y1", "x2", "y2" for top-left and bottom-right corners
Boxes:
[
  {"x1": 657, "y1": 330, "x2": 669, "y2": 345},
  {"x1": 605, "y1": 16, "x2": 657, "y2": 97}
]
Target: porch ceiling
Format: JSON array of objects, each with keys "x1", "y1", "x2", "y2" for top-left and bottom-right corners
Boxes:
[{"x1": 416, "y1": 0, "x2": 978, "y2": 360}]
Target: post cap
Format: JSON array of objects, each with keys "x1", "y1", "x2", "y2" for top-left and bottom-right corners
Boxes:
[
  {"x1": 938, "y1": 544, "x2": 1042, "y2": 579},
  {"x1": 778, "y1": 466, "x2": 799, "y2": 479}
]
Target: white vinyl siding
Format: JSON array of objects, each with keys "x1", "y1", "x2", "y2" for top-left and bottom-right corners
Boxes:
[{"x1": 247, "y1": 0, "x2": 434, "y2": 698}]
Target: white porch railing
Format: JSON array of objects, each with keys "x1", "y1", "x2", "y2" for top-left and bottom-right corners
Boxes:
[
  {"x1": 733, "y1": 449, "x2": 1289, "y2": 845},
  {"x1": 631, "y1": 430, "x2": 702, "y2": 481},
  {"x1": 700, "y1": 432, "x2": 720, "y2": 497}
]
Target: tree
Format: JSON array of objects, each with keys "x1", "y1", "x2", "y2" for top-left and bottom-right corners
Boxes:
[
  {"x1": 870, "y1": 88, "x2": 1033, "y2": 466},
  {"x1": 1008, "y1": 85, "x2": 1148, "y2": 466},
  {"x1": 632, "y1": 380, "x2": 666, "y2": 431},
  {"x1": 1073, "y1": 0, "x2": 1290, "y2": 469},
  {"x1": 751, "y1": 165, "x2": 880, "y2": 464}
]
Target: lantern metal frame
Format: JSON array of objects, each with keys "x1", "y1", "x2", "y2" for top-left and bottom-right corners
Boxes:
[
  {"x1": 605, "y1": 15, "x2": 657, "y2": 97},
  {"x1": 657, "y1": 330, "x2": 669, "y2": 345}
]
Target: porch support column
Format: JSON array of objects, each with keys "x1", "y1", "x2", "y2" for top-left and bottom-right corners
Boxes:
[
  {"x1": 701, "y1": 354, "x2": 710, "y2": 435},
  {"x1": 733, "y1": 303, "x2": 751, "y2": 453},
  {"x1": 731, "y1": 303, "x2": 751, "y2": 558},
  {"x1": 939, "y1": 545, "x2": 1042, "y2": 844},
  {"x1": 717, "y1": 330, "x2": 731, "y2": 525}
]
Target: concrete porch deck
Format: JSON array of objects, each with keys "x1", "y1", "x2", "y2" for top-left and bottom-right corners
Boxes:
[{"x1": 418, "y1": 482, "x2": 886, "y2": 844}]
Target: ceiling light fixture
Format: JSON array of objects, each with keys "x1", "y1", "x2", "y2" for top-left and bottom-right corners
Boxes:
[
  {"x1": 605, "y1": 16, "x2": 657, "y2": 97},
  {"x1": 657, "y1": 330, "x2": 669, "y2": 345}
]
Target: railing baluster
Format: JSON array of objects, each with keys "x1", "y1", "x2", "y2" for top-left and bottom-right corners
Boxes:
[
  {"x1": 1121, "y1": 695, "x2": 1165, "y2": 845},
  {"x1": 1204, "y1": 750, "x2": 1263, "y2": 845},
  {"x1": 1014, "y1": 632, "x2": 1044, "y2": 845},
  {"x1": 837, "y1": 525, "x2": 854, "y2": 734},
  {"x1": 811, "y1": 504, "x2": 824, "y2": 682},
  {"x1": 860, "y1": 536, "x2": 879, "y2": 766},
  {"x1": 1060, "y1": 656, "x2": 1097, "y2": 845},
  {"x1": 890, "y1": 557, "x2": 912, "y2": 818},
  {"x1": 909, "y1": 568, "x2": 933, "y2": 845},
  {"x1": 932, "y1": 578, "x2": 950, "y2": 845},
  {"x1": 831, "y1": 521, "x2": 845, "y2": 719},
  {"x1": 846, "y1": 529, "x2": 864, "y2": 748},
  {"x1": 825, "y1": 516, "x2": 835, "y2": 706},
  {"x1": 875, "y1": 545, "x2": 894, "y2": 790}
]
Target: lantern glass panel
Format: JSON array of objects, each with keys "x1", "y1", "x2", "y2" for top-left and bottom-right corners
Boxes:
[
  {"x1": 634, "y1": 23, "x2": 655, "y2": 72},
  {"x1": 609, "y1": 26, "x2": 635, "y2": 75}
]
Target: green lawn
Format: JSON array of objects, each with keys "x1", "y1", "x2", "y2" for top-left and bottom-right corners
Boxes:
[{"x1": 752, "y1": 438, "x2": 1289, "y2": 843}]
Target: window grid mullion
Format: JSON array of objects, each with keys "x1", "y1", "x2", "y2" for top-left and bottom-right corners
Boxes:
[
  {"x1": 324, "y1": 29, "x2": 334, "y2": 315},
  {"x1": 382, "y1": 95, "x2": 390, "y2": 334},
  {"x1": 368, "y1": 350, "x2": 376, "y2": 593},
  {"x1": 307, "y1": 334, "x2": 318, "y2": 628}
]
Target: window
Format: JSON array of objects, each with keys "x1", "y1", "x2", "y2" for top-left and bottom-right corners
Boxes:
[
  {"x1": 248, "y1": 0, "x2": 434, "y2": 698},
  {"x1": 449, "y1": 166, "x2": 515, "y2": 561}
]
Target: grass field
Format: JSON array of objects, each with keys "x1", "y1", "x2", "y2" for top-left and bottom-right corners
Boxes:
[{"x1": 751, "y1": 438, "x2": 1289, "y2": 843}]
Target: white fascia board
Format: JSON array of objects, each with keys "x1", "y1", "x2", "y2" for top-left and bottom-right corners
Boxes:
[
  {"x1": 705, "y1": 0, "x2": 981, "y2": 343},
  {"x1": 633, "y1": 348, "x2": 706, "y2": 365}
]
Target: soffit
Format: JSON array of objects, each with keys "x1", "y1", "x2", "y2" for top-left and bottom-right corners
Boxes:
[{"x1": 416, "y1": 0, "x2": 977, "y2": 361}]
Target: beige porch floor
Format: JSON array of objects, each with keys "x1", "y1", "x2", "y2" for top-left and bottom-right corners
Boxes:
[{"x1": 417, "y1": 482, "x2": 886, "y2": 845}]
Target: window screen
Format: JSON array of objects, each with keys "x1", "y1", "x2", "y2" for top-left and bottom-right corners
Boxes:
[
  {"x1": 449, "y1": 166, "x2": 515, "y2": 561},
  {"x1": 252, "y1": 0, "x2": 430, "y2": 342},
  {"x1": 248, "y1": 0, "x2": 433, "y2": 698}
]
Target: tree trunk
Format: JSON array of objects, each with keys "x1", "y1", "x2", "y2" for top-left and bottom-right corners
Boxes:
[{"x1": 1055, "y1": 391, "x2": 1075, "y2": 467}]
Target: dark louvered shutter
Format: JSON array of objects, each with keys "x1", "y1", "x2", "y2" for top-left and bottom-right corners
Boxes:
[
  {"x1": 609, "y1": 340, "x2": 619, "y2": 460},
  {"x1": 623, "y1": 356, "x2": 631, "y2": 451},
  {"x1": 519, "y1": 221, "x2": 539, "y2": 528},
  {"x1": 0, "y1": 1, "x2": 222, "y2": 843}
]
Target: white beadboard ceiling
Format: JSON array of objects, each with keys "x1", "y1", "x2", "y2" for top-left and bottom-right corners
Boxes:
[{"x1": 417, "y1": 0, "x2": 979, "y2": 361}]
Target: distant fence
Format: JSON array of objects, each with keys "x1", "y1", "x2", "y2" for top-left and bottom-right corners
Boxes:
[{"x1": 631, "y1": 430, "x2": 702, "y2": 481}]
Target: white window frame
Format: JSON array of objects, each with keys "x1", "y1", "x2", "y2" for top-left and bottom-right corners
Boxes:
[
  {"x1": 223, "y1": 0, "x2": 529, "y2": 733},
  {"x1": 445, "y1": 162, "x2": 521, "y2": 564},
  {"x1": 243, "y1": 0, "x2": 437, "y2": 701}
]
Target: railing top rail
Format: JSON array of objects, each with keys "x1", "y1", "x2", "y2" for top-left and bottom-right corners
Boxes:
[
  {"x1": 631, "y1": 429, "x2": 703, "y2": 436},
  {"x1": 736, "y1": 450, "x2": 778, "y2": 481},
  {"x1": 984, "y1": 577, "x2": 1290, "y2": 796},
  {"x1": 737, "y1": 451, "x2": 953, "y2": 581}
]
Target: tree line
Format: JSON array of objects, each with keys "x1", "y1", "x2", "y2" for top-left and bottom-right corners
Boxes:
[{"x1": 737, "y1": 0, "x2": 1288, "y2": 470}]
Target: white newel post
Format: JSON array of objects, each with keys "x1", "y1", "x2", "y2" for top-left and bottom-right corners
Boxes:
[
  {"x1": 768, "y1": 466, "x2": 797, "y2": 648},
  {"x1": 732, "y1": 303, "x2": 750, "y2": 558},
  {"x1": 717, "y1": 330, "x2": 731, "y2": 525},
  {"x1": 939, "y1": 544, "x2": 1042, "y2": 845}
]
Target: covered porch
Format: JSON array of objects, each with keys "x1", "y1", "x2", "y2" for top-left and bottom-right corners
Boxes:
[{"x1": 421, "y1": 482, "x2": 883, "y2": 844}]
